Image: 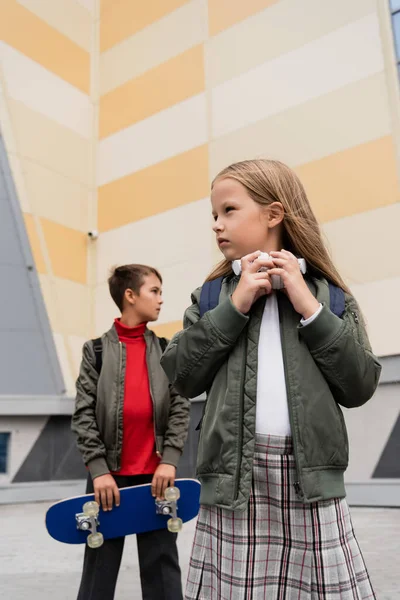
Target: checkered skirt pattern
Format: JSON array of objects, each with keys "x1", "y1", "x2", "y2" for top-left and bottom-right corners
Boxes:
[{"x1": 185, "y1": 434, "x2": 375, "y2": 600}]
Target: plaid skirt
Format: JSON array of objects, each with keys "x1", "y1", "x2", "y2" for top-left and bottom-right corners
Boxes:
[{"x1": 185, "y1": 434, "x2": 375, "y2": 600}]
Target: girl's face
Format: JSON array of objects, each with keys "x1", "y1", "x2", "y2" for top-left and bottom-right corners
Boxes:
[{"x1": 211, "y1": 177, "x2": 280, "y2": 261}]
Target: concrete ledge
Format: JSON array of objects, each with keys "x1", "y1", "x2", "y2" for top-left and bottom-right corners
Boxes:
[
  {"x1": 0, "y1": 480, "x2": 86, "y2": 504},
  {"x1": 0, "y1": 396, "x2": 75, "y2": 415},
  {"x1": 346, "y1": 480, "x2": 400, "y2": 507},
  {"x1": 1, "y1": 479, "x2": 399, "y2": 507}
]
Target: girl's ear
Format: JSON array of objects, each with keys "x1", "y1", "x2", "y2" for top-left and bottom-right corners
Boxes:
[{"x1": 267, "y1": 202, "x2": 284, "y2": 228}]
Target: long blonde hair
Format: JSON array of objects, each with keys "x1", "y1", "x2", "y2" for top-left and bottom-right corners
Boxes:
[{"x1": 207, "y1": 159, "x2": 349, "y2": 293}]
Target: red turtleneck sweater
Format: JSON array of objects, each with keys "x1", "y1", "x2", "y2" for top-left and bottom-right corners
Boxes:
[{"x1": 111, "y1": 319, "x2": 160, "y2": 476}]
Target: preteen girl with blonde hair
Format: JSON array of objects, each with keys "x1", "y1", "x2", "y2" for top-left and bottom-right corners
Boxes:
[{"x1": 161, "y1": 159, "x2": 380, "y2": 599}]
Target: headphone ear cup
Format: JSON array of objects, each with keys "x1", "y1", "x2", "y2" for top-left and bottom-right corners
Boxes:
[{"x1": 232, "y1": 260, "x2": 242, "y2": 276}]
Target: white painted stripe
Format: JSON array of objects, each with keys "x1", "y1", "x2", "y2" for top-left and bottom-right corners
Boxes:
[
  {"x1": 351, "y1": 277, "x2": 400, "y2": 357},
  {"x1": 206, "y1": 0, "x2": 376, "y2": 88},
  {"x1": 17, "y1": 0, "x2": 92, "y2": 52},
  {"x1": 0, "y1": 42, "x2": 91, "y2": 138},
  {"x1": 210, "y1": 72, "x2": 390, "y2": 178},
  {"x1": 96, "y1": 198, "x2": 212, "y2": 283},
  {"x1": 323, "y1": 204, "x2": 400, "y2": 286},
  {"x1": 101, "y1": 0, "x2": 208, "y2": 95},
  {"x1": 98, "y1": 93, "x2": 207, "y2": 186},
  {"x1": 75, "y1": 0, "x2": 94, "y2": 11},
  {"x1": 211, "y1": 14, "x2": 384, "y2": 138}
]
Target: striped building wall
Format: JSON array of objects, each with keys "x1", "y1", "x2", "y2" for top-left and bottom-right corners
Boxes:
[
  {"x1": 95, "y1": 0, "x2": 400, "y2": 504},
  {"x1": 0, "y1": 0, "x2": 97, "y2": 490},
  {"x1": 0, "y1": 0, "x2": 399, "y2": 502},
  {"x1": 0, "y1": 0, "x2": 97, "y2": 395},
  {"x1": 96, "y1": 0, "x2": 400, "y2": 357}
]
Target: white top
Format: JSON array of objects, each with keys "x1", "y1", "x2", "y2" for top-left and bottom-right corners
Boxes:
[{"x1": 256, "y1": 295, "x2": 322, "y2": 436}]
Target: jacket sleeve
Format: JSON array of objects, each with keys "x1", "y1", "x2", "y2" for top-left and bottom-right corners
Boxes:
[
  {"x1": 160, "y1": 383, "x2": 190, "y2": 468},
  {"x1": 160, "y1": 286, "x2": 249, "y2": 398},
  {"x1": 71, "y1": 341, "x2": 109, "y2": 479},
  {"x1": 298, "y1": 294, "x2": 381, "y2": 408}
]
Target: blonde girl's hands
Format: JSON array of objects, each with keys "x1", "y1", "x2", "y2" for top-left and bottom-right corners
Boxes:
[
  {"x1": 231, "y1": 251, "x2": 274, "y2": 314},
  {"x1": 268, "y1": 250, "x2": 320, "y2": 319}
]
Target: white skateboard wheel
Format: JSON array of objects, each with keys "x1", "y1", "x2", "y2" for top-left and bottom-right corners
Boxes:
[
  {"x1": 87, "y1": 532, "x2": 104, "y2": 548},
  {"x1": 167, "y1": 517, "x2": 183, "y2": 533},
  {"x1": 165, "y1": 486, "x2": 180, "y2": 502},
  {"x1": 82, "y1": 501, "x2": 99, "y2": 517}
]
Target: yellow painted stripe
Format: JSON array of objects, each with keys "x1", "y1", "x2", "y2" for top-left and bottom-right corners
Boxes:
[
  {"x1": 40, "y1": 218, "x2": 88, "y2": 283},
  {"x1": 23, "y1": 213, "x2": 47, "y2": 274},
  {"x1": 295, "y1": 136, "x2": 400, "y2": 223},
  {"x1": 100, "y1": 0, "x2": 189, "y2": 52},
  {"x1": 98, "y1": 144, "x2": 209, "y2": 232},
  {"x1": 208, "y1": 0, "x2": 279, "y2": 36},
  {"x1": 100, "y1": 45, "x2": 205, "y2": 139},
  {"x1": 149, "y1": 320, "x2": 183, "y2": 339},
  {"x1": 0, "y1": 0, "x2": 90, "y2": 93}
]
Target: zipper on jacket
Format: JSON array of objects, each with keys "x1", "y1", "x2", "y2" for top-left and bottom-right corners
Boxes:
[
  {"x1": 351, "y1": 311, "x2": 359, "y2": 324},
  {"x1": 146, "y1": 341, "x2": 160, "y2": 456},
  {"x1": 115, "y1": 341, "x2": 123, "y2": 470},
  {"x1": 279, "y1": 304, "x2": 305, "y2": 500},
  {"x1": 233, "y1": 334, "x2": 248, "y2": 501}
]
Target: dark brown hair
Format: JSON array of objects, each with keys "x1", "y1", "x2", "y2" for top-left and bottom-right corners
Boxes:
[
  {"x1": 108, "y1": 264, "x2": 162, "y2": 311},
  {"x1": 207, "y1": 159, "x2": 349, "y2": 293}
]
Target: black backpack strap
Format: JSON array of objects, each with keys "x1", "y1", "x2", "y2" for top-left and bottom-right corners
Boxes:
[
  {"x1": 158, "y1": 337, "x2": 168, "y2": 353},
  {"x1": 92, "y1": 337, "x2": 103, "y2": 375},
  {"x1": 328, "y1": 283, "x2": 345, "y2": 318},
  {"x1": 199, "y1": 277, "x2": 224, "y2": 318}
]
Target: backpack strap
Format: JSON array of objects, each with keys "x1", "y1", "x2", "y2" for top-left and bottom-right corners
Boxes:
[
  {"x1": 92, "y1": 337, "x2": 103, "y2": 375},
  {"x1": 199, "y1": 277, "x2": 224, "y2": 318},
  {"x1": 198, "y1": 276, "x2": 345, "y2": 319},
  {"x1": 328, "y1": 283, "x2": 346, "y2": 318},
  {"x1": 158, "y1": 337, "x2": 168, "y2": 353}
]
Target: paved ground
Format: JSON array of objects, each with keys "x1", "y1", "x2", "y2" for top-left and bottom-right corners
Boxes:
[{"x1": 0, "y1": 503, "x2": 399, "y2": 599}]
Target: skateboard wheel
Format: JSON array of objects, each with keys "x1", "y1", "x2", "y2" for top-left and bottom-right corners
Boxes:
[
  {"x1": 82, "y1": 501, "x2": 99, "y2": 517},
  {"x1": 87, "y1": 532, "x2": 104, "y2": 548},
  {"x1": 164, "y1": 486, "x2": 180, "y2": 502},
  {"x1": 167, "y1": 517, "x2": 183, "y2": 533}
]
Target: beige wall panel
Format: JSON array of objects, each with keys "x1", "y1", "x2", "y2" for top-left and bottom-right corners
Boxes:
[
  {"x1": 21, "y1": 159, "x2": 90, "y2": 232},
  {"x1": 211, "y1": 14, "x2": 383, "y2": 138},
  {"x1": 40, "y1": 218, "x2": 87, "y2": 284},
  {"x1": 98, "y1": 93, "x2": 207, "y2": 186},
  {"x1": 351, "y1": 277, "x2": 400, "y2": 357},
  {"x1": 95, "y1": 282, "x2": 116, "y2": 335},
  {"x1": 0, "y1": 0, "x2": 90, "y2": 92},
  {"x1": 8, "y1": 99, "x2": 91, "y2": 185},
  {"x1": 52, "y1": 332, "x2": 75, "y2": 394},
  {"x1": 17, "y1": 0, "x2": 92, "y2": 51},
  {"x1": 296, "y1": 136, "x2": 399, "y2": 223},
  {"x1": 68, "y1": 334, "x2": 88, "y2": 379},
  {"x1": 96, "y1": 198, "x2": 212, "y2": 283},
  {"x1": 209, "y1": 73, "x2": 391, "y2": 179},
  {"x1": 208, "y1": 0, "x2": 279, "y2": 36},
  {"x1": 39, "y1": 274, "x2": 91, "y2": 338},
  {"x1": 100, "y1": 0, "x2": 189, "y2": 51},
  {"x1": 101, "y1": 0, "x2": 207, "y2": 95},
  {"x1": 100, "y1": 44, "x2": 205, "y2": 138},
  {"x1": 0, "y1": 42, "x2": 91, "y2": 138},
  {"x1": 322, "y1": 205, "x2": 400, "y2": 286},
  {"x1": 149, "y1": 321, "x2": 183, "y2": 339},
  {"x1": 98, "y1": 145, "x2": 209, "y2": 231},
  {"x1": 206, "y1": 0, "x2": 377, "y2": 87}
]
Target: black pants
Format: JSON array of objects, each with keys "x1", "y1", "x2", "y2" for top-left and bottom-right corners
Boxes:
[{"x1": 76, "y1": 474, "x2": 183, "y2": 600}]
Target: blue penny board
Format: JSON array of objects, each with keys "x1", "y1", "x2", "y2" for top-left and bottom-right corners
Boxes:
[{"x1": 46, "y1": 478, "x2": 200, "y2": 545}]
